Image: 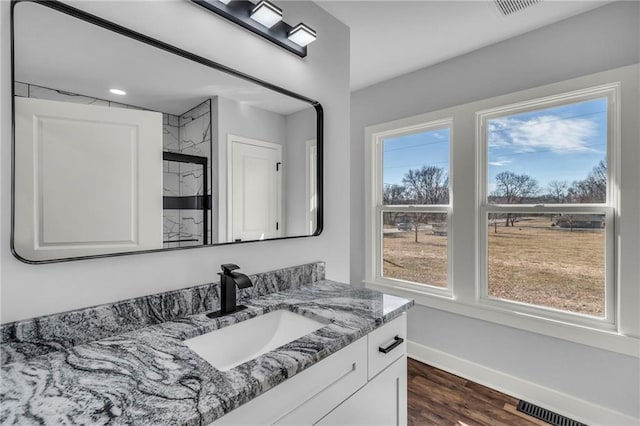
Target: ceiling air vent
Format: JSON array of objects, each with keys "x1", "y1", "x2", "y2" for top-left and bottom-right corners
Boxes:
[{"x1": 494, "y1": 0, "x2": 541, "y2": 16}]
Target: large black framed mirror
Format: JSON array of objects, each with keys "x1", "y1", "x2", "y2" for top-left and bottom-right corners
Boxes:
[{"x1": 10, "y1": 0, "x2": 323, "y2": 264}]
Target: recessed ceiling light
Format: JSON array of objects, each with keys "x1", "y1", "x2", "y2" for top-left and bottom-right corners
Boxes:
[
  {"x1": 109, "y1": 88, "x2": 127, "y2": 96},
  {"x1": 218, "y1": 0, "x2": 232, "y2": 4},
  {"x1": 250, "y1": 0, "x2": 283, "y2": 29},
  {"x1": 288, "y1": 23, "x2": 316, "y2": 47}
]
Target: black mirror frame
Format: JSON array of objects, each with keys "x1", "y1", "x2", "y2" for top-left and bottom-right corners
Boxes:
[{"x1": 10, "y1": 0, "x2": 323, "y2": 264}]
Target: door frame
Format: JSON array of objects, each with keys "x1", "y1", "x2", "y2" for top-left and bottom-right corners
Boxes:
[
  {"x1": 305, "y1": 139, "x2": 318, "y2": 234},
  {"x1": 226, "y1": 134, "x2": 283, "y2": 242}
]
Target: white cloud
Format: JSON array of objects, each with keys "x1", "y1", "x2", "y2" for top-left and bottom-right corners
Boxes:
[
  {"x1": 488, "y1": 115, "x2": 598, "y2": 154},
  {"x1": 488, "y1": 133, "x2": 509, "y2": 148},
  {"x1": 431, "y1": 130, "x2": 447, "y2": 140},
  {"x1": 488, "y1": 159, "x2": 512, "y2": 166}
]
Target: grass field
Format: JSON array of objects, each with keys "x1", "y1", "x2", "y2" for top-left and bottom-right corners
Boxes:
[{"x1": 382, "y1": 218, "x2": 605, "y2": 317}]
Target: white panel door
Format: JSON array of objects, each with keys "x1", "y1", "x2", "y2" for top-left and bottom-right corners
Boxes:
[
  {"x1": 14, "y1": 97, "x2": 163, "y2": 261},
  {"x1": 228, "y1": 136, "x2": 282, "y2": 242}
]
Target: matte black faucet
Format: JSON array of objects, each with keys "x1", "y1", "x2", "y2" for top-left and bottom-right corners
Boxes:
[{"x1": 218, "y1": 264, "x2": 253, "y2": 316}]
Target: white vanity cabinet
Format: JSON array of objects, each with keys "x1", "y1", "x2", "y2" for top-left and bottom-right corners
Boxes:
[
  {"x1": 316, "y1": 356, "x2": 407, "y2": 426},
  {"x1": 317, "y1": 316, "x2": 408, "y2": 426},
  {"x1": 211, "y1": 313, "x2": 407, "y2": 426}
]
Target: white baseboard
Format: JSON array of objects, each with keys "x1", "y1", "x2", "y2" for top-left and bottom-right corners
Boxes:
[{"x1": 407, "y1": 341, "x2": 639, "y2": 426}]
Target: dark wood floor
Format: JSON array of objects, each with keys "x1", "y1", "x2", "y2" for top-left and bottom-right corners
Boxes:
[{"x1": 408, "y1": 358, "x2": 547, "y2": 426}]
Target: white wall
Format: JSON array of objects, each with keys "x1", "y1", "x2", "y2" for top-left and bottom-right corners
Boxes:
[
  {"x1": 215, "y1": 96, "x2": 287, "y2": 242},
  {"x1": 212, "y1": 98, "x2": 315, "y2": 240},
  {"x1": 0, "y1": 0, "x2": 350, "y2": 322},
  {"x1": 285, "y1": 108, "x2": 316, "y2": 236},
  {"x1": 351, "y1": 1, "x2": 639, "y2": 420}
]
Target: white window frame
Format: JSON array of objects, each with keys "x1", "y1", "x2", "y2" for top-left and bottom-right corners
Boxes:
[
  {"x1": 477, "y1": 84, "x2": 620, "y2": 331},
  {"x1": 365, "y1": 118, "x2": 454, "y2": 298},
  {"x1": 365, "y1": 67, "x2": 639, "y2": 357}
]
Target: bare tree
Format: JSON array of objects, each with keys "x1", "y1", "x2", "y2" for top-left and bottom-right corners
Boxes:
[
  {"x1": 382, "y1": 184, "x2": 408, "y2": 225},
  {"x1": 383, "y1": 184, "x2": 407, "y2": 205},
  {"x1": 402, "y1": 166, "x2": 449, "y2": 205},
  {"x1": 567, "y1": 160, "x2": 607, "y2": 203},
  {"x1": 397, "y1": 166, "x2": 449, "y2": 242},
  {"x1": 406, "y1": 212, "x2": 443, "y2": 243},
  {"x1": 492, "y1": 171, "x2": 540, "y2": 226},
  {"x1": 590, "y1": 159, "x2": 607, "y2": 189},
  {"x1": 547, "y1": 180, "x2": 569, "y2": 203}
]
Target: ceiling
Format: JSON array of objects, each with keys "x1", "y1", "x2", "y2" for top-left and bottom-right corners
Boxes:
[
  {"x1": 315, "y1": 1, "x2": 612, "y2": 91},
  {"x1": 14, "y1": 1, "x2": 311, "y2": 116}
]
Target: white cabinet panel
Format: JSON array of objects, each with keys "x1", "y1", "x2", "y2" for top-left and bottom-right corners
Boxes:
[
  {"x1": 14, "y1": 97, "x2": 163, "y2": 260},
  {"x1": 368, "y1": 313, "x2": 407, "y2": 380},
  {"x1": 212, "y1": 337, "x2": 367, "y2": 426},
  {"x1": 316, "y1": 356, "x2": 407, "y2": 426}
]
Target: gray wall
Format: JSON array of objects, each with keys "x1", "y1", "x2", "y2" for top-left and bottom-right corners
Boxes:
[
  {"x1": 285, "y1": 107, "x2": 317, "y2": 236},
  {"x1": 351, "y1": 1, "x2": 640, "y2": 418},
  {"x1": 212, "y1": 98, "x2": 316, "y2": 240},
  {"x1": 214, "y1": 96, "x2": 287, "y2": 242},
  {"x1": 0, "y1": 1, "x2": 350, "y2": 322}
]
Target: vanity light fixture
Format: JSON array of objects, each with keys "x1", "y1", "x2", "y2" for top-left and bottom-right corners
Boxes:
[
  {"x1": 109, "y1": 88, "x2": 126, "y2": 96},
  {"x1": 191, "y1": 0, "x2": 315, "y2": 57},
  {"x1": 250, "y1": 0, "x2": 282, "y2": 29},
  {"x1": 288, "y1": 23, "x2": 316, "y2": 47}
]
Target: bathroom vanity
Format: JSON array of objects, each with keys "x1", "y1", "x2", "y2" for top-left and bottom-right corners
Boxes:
[
  {"x1": 4, "y1": 2, "x2": 413, "y2": 424},
  {"x1": 212, "y1": 313, "x2": 407, "y2": 425},
  {"x1": 0, "y1": 263, "x2": 413, "y2": 425}
]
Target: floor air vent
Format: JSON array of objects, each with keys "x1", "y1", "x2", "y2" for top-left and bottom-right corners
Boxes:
[
  {"x1": 517, "y1": 400, "x2": 586, "y2": 426},
  {"x1": 494, "y1": 0, "x2": 541, "y2": 16}
]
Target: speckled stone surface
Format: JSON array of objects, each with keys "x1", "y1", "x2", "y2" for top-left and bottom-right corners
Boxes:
[
  {"x1": 0, "y1": 280, "x2": 413, "y2": 425},
  {"x1": 0, "y1": 262, "x2": 325, "y2": 365}
]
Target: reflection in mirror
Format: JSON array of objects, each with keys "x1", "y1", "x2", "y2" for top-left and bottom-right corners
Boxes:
[{"x1": 11, "y1": 1, "x2": 322, "y2": 262}]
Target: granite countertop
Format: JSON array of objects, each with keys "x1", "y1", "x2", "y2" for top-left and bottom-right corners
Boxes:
[{"x1": 0, "y1": 280, "x2": 413, "y2": 425}]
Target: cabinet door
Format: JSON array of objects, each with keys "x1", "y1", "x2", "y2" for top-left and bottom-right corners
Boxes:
[{"x1": 316, "y1": 356, "x2": 407, "y2": 426}]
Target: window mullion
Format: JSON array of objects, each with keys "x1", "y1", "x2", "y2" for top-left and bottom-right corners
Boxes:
[
  {"x1": 380, "y1": 205, "x2": 450, "y2": 213},
  {"x1": 484, "y1": 205, "x2": 612, "y2": 214}
]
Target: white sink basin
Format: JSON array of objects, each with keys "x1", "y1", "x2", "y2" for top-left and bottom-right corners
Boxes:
[{"x1": 185, "y1": 310, "x2": 326, "y2": 371}]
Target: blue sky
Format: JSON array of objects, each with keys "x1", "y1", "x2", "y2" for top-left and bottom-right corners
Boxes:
[
  {"x1": 383, "y1": 98, "x2": 607, "y2": 192},
  {"x1": 383, "y1": 128, "x2": 450, "y2": 186}
]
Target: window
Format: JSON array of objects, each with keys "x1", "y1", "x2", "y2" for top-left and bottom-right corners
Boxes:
[
  {"x1": 478, "y1": 85, "x2": 617, "y2": 328},
  {"x1": 365, "y1": 68, "x2": 636, "y2": 355},
  {"x1": 370, "y1": 119, "x2": 452, "y2": 294}
]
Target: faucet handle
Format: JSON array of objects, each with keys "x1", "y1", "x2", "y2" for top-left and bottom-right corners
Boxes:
[{"x1": 221, "y1": 263, "x2": 240, "y2": 274}]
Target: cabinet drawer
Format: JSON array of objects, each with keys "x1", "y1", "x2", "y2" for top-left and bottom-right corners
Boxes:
[
  {"x1": 274, "y1": 341, "x2": 367, "y2": 425},
  {"x1": 367, "y1": 314, "x2": 407, "y2": 380},
  {"x1": 212, "y1": 337, "x2": 367, "y2": 425}
]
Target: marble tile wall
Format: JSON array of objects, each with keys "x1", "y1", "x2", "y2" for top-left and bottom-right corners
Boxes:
[
  {"x1": 163, "y1": 113, "x2": 185, "y2": 249},
  {"x1": 162, "y1": 99, "x2": 212, "y2": 248},
  {"x1": 17, "y1": 82, "x2": 129, "y2": 108},
  {"x1": 0, "y1": 262, "x2": 325, "y2": 365},
  {"x1": 163, "y1": 113, "x2": 181, "y2": 152},
  {"x1": 181, "y1": 100, "x2": 212, "y2": 247}
]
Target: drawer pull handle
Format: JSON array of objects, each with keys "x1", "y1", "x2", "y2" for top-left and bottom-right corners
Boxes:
[{"x1": 378, "y1": 335, "x2": 404, "y2": 354}]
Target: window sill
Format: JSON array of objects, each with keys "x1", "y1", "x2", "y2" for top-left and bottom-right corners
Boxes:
[{"x1": 364, "y1": 280, "x2": 640, "y2": 358}]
